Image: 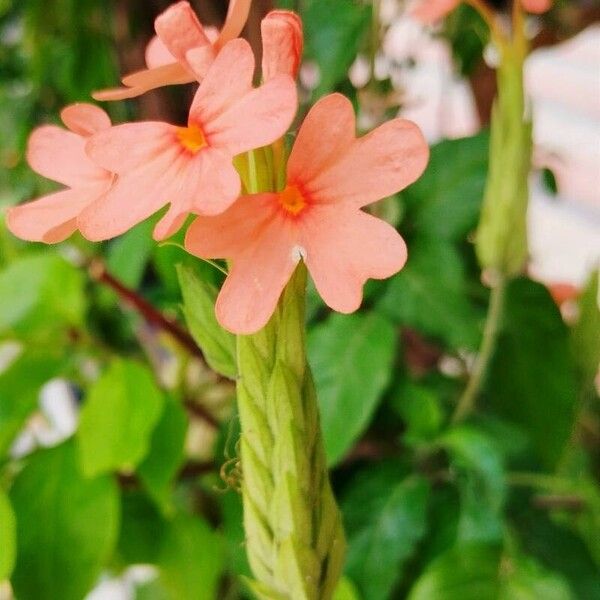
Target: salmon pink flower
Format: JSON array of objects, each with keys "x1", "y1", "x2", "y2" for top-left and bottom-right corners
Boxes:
[
  {"x1": 6, "y1": 104, "x2": 113, "y2": 244},
  {"x1": 261, "y1": 11, "x2": 303, "y2": 81},
  {"x1": 94, "y1": 0, "x2": 251, "y2": 101},
  {"x1": 79, "y1": 39, "x2": 297, "y2": 242},
  {"x1": 412, "y1": 0, "x2": 552, "y2": 23},
  {"x1": 184, "y1": 93, "x2": 429, "y2": 334}
]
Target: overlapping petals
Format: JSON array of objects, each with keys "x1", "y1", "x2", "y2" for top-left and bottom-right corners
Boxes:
[
  {"x1": 185, "y1": 93, "x2": 429, "y2": 334},
  {"x1": 94, "y1": 0, "x2": 251, "y2": 101},
  {"x1": 261, "y1": 11, "x2": 303, "y2": 81},
  {"x1": 79, "y1": 39, "x2": 297, "y2": 242},
  {"x1": 6, "y1": 104, "x2": 113, "y2": 243}
]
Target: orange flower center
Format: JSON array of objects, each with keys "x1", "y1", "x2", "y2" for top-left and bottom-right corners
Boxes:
[
  {"x1": 279, "y1": 184, "x2": 307, "y2": 216},
  {"x1": 177, "y1": 124, "x2": 207, "y2": 154}
]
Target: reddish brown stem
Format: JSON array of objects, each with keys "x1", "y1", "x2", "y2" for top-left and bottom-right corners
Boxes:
[
  {"x1": 183, "y1": 399, "x2": 220, "y2": 429},
  {"x1": 88, "y1": 259, "x2": 206, "y2": 363}
]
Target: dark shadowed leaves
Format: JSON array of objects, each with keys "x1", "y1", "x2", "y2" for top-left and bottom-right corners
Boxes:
[
  {"x1": 342, "y1": 464, "x2": 430, "y2": 600},
  {"x1": 309, "y1": 312, "x2": 397, "y2": 465},
  {"x1": 485, "y1": 278, "x2": 578, "y2": 468}
]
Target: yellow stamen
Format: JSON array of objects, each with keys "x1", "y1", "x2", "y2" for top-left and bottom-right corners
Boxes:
[
  {"x1": 177, "y1": 124, "x2": 207, "y2": 154},
  {"x1": 279, "y1": 184, "x2": 307, "y2": 216}
]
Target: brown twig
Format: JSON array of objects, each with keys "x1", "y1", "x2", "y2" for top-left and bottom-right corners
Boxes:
[
  {"x1": 532, "y1": 494, "x2": 586, "y2": 512},
  {"x1": 88, "y1": 258, "x2": 206, "y2": 363},
  {"x1": 183, "y1": 398, "x2": 220, "y2": 429}
]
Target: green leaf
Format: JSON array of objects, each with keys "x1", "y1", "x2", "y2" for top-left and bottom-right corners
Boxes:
[
  {"x1": 138, "y1": 399, "x2": 188, "y2": 514},
  {"x1": 0, "y1": 350, "x2": 61, "y2": 456},
  {"x1": 158, "y1": 514, "x2": 225, "y2": 600},
  {"x1": 117, "y1": 491, "x2": 167, "y2": 566},
  {"x1": 409, "y1": 543, "x2": 575, "y2": 600},
  {"x1": 106, "y1": 217, "x2": 156, "y2": 288},
  {"x1": 515, "y1": 512, "x2": 600, "y2": 600},
  {"x1": 304, "y1": 0, "x2": 371, "y2": 97},
  {"x1": 308, "y1": 312, "x2": 397, "y2": 465},
  {"x1": 0, "y1": 253, "x2": 85, "y2": 336},
  {"x1": 0, "y1": 488, "x2": 16, "y2": 580},
  {"x1": 177, "y1": 264, "x2": 237, "y2": 379},
  {"x1": 571, "y1": 271, "x2": 600, "y2": 389},
  {"x1": 10, "y1": 441, "x2": 120, "y2": 600},
  {"x1": 391, "y1": 379, "x2": 443, "y2": 446},
  {"x1": 379, "y1": 238, "x2": 483, "y2": 350},
  {"x1": 78, "y1": 359, "x2": 165, "y2": 477},
  {"x1": 401, "y1": 132, "x2": 489, "y2": 241},
  {"x1": 343, "y1": 469, "x2": 430, "y2": 600},
  {"x1": 408, "y1": 544, "x2": 503, "y2": 600},
  {"x1": 486, "y1": 278, "x2": 578, "y2": 468},
  {"x1": 333, "y1": 577, "x2": 362, "y2": 600},
  {"x1": 501, "y1": 554, "x2": 575, "y2": 600},
  {"x1": 440, "y1": 426, "x2": 505, "y2": 543}
]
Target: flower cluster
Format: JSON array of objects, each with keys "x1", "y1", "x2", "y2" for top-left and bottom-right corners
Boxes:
[{"x1": 7, "y1": 0, "x2": 429, "y2": 334}]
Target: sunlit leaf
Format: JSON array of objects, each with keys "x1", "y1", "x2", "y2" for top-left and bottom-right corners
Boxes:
[
  {"x1": 10, "y1": 441, "x2": 119, "y2": 600},
  {"x1": 78, "y1": 359, "x2": 165, "y2": 477},
  {"x1": 158, "y1": 514, "x2": 225, "y2": 600},
  {"x1": 0, "y1": 488, "x2": 16, "y2": 580}
]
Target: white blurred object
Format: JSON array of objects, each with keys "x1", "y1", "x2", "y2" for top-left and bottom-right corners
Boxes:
[
  {"x1": 526, "y1": 25, "x2": 600, "y2": 210},
  {"x1": 529, "y1": 182, "x2": 600, "y2": 286},
  {"x1": 526, "y1": 25, "x2": 600, "y2": 286},
  {"x1": 383, "y1": 17, "x2": 480, "y2": 141},
  {"x1": 10, "y1": 379, "x2": 79, "y2": 458},
  {"x1": 85, "y1": 567, "x2": 157, "y2": 600}
]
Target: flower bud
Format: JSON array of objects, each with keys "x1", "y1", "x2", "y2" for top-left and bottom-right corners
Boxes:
[{"x1": 261, "y1": 10, "x2": 303, "y2": 81}]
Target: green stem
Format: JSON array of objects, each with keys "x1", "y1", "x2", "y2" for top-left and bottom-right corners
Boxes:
[
  {"x1": 452, "y1": 274, "x2": 506, "y2": 423},
  {"x1": 236, "y1": 265, "x2": 346, "y2": 599}
]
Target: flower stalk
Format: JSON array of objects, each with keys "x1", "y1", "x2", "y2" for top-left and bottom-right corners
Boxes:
[
  {"x1": 457, "y1": 1, "x2": 533, "y2": 421},
  {"x1": 236, "y1": 264, "x2": 346, "y2": 599}
]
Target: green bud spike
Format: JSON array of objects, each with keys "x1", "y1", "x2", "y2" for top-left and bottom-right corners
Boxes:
[
  {"x1": 236, "y1": 264, "x2": 346, "y2": 599},
  {"x1": 476, "y1": 43, "x2": 533, "y2": 277}
]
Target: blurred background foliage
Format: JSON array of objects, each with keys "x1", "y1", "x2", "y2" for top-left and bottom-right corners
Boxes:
[{"x1": 0, "y1": 1, "x2": 599, "y2": 599}]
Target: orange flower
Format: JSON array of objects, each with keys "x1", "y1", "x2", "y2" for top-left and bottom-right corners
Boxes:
[
  {"x1": 184, "y1": 94, "x2": 429, "y2": 334},
  {"x1": 79, "y1": 39, "x2": 297, "y2": 242},
  {"x1": 94, "y1": 0, "x2": 251, "y2": 101},
  {"x1": 6, "y1": 104, "x2": 113, "y2": 243}
]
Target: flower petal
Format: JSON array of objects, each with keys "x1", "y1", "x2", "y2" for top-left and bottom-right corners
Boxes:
[
  {"x1": 6, "y1": 185, "x2": 107, "y2": 243},
  {"x1": 86, "y1": 122, "x2": 176, "y2": 174},
  {"x1": 92, "y1": 63, "x2": 194, "y2": 101},
  {"x1": 411, "y1": 0, "x2": 459, "y2": 24},
  {"x1": 188, "y1": 39, "x2": 254, "y2": 126},
  {"x1": 521, "y1": 0, "x2": 552, "y2": 13},
  {"x1": 152, "y1": 148, "x2": 241, "y2": 239},
  {"x1": 145, "y1": 35, "x2": 176, "y2": 68},
  {"x1": 301, "y1": 206, "x2": 407, "y2": 313},
  {"x1": 27, "y1": 125, "x2": 106, "y2": 187},
  {"x1": 192, "y1": 148, "x2": 241, "y2": 216},
  {"x1": 206, "y1": 74, "x2": 298, "y2": 155},
  {"x1": 186, "y1": 193, "x2": 295, "y2": 333},
  {"x1": 287, "y1": 93, "x2": 355, "y2": 186},
  {"x1": 154, "y1": 1, "x2": 212, "y2": 66},
  {"x1": 78, "y1": 147, "x2": 185, "y2": 241},
  {"x1": 304, "y1": 116, "x2": 429, "y2": 207},
  {"x1": 185, "y1": 193, "x2": 278, "y2": 258},
  {"x1": 216, "y1": 0, "x2": 252, "y2": 49},
  {"x1": 261, "y1": 10, "x2": 303, "y2": 81},
  {"x1": 61, "y1": 104, "x2": 111, "y2": 136}
]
